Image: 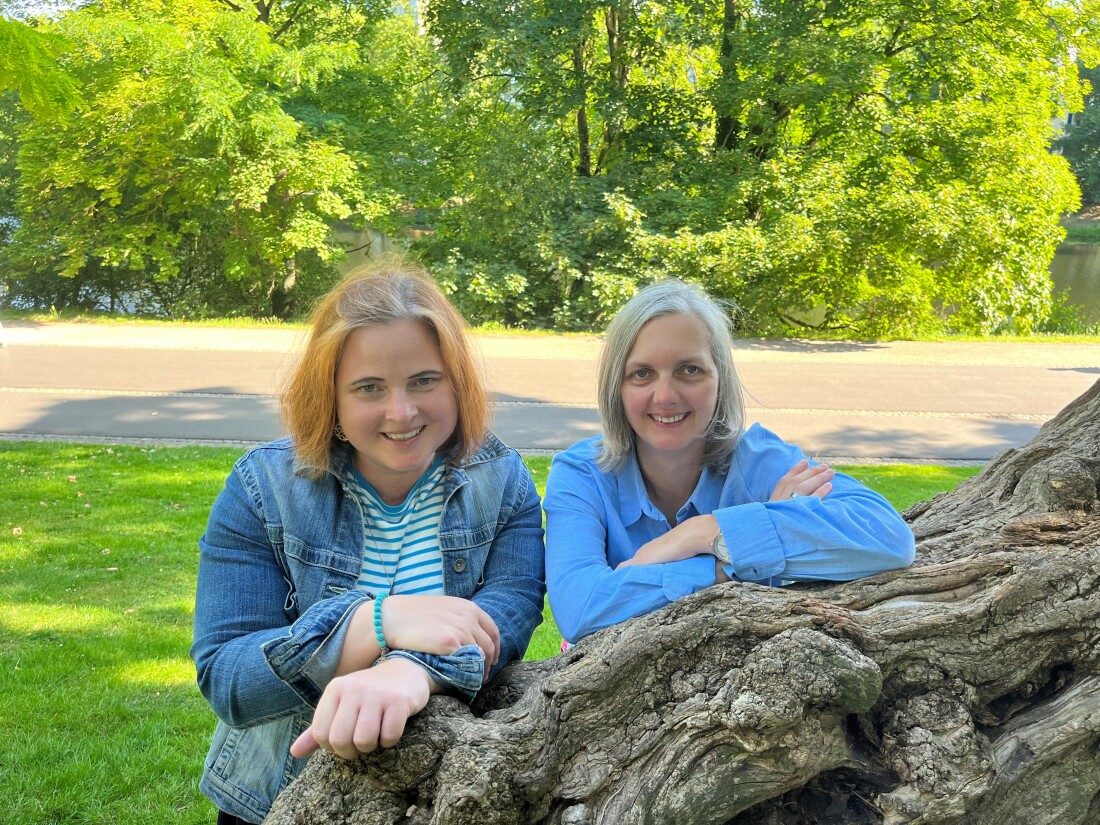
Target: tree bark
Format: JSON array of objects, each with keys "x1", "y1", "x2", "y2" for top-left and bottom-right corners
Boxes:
[
  {"x1": 265, "y1": 380, "x2": 1100, "y2": 825},
  {"x1": 714, "y1": 0, "x2": 745, "y2": 153},
  {"x1": 574, "y1": 39, "x2": 592, "y2": 179}
]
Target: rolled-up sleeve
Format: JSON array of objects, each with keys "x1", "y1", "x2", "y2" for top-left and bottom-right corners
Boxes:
[
  {"x1": 716, "y1": 425, "x2": 916, "y2": 582},
  {"x1": 388, "y1": 646, "x2": 484, "y2": 702}
]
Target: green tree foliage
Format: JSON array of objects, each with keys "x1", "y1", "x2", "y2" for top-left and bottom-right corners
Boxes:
[
  {"x1": 0, "y1": 17, "x2": 82, "y2": 117},
  {"x1": 0, "y1": 92, "x2": 26, "y2": 249},
  {"x1": 286, "y1": 14, "x2": 444, "y2": 235},
  {"x1": 420, "y1": 0, "x2": 1099, "y2": 335},
  {"x1": 3, "y1": 1, "x2": 1096, "y2": 333},
  {"x1": 1059, "y1": 65, "x2": 1100, "y2": 207},
  {"x1": 3, "y1": 0, "x2": 377, "y2": 317},
  {"x1": 0, "y1": 17, "x2": 80, "y2": 305}
]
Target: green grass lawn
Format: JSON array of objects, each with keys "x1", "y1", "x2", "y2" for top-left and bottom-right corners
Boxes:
[{"x1": 0, "y1": 441, "x2": 981, "y2": 824}]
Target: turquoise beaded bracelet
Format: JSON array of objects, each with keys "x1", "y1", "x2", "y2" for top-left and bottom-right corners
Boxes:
[{"x1": 373, "y1": 591, "x2": 389, "y2": 656}]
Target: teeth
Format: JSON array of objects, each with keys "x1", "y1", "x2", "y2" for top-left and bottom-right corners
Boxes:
[
  {"x1": 384, "y1": 427, "x2": 424, "y2": 441},
  {"x1": 652, "y1": 413, "x2": 687, "y2": 424}
]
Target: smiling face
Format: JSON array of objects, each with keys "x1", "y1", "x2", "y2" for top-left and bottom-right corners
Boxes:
[
  {"x1": 334, "y1": 319, "x2": 459, "y2": 504},
  {"x1": 620, "y1": 312, "x2": 719, "y2": 467}
]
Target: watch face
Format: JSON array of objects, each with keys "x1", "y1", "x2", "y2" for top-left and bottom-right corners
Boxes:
[{"x1": 712, "y1": 534, "x2": 730, "y2": 564}]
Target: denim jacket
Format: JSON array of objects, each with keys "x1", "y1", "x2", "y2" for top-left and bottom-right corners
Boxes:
[{"x1": 191, "y1": 433, "x2": 545, "y2": 823}]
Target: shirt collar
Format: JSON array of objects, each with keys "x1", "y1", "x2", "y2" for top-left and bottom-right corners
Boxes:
[{"x1": 617, "y1": 449, "x2": 724, "y2": 526}]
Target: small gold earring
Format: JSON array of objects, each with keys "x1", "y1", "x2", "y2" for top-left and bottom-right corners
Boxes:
[{"x1": 333, "y1": 423, "x2": 349, "y2": 443}]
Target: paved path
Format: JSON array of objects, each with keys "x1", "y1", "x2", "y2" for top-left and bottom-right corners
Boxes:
[{"x1": 2, "y1": 321, "x2": 1098, "y2": 462}]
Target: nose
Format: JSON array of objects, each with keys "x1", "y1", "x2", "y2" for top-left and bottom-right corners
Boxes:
[
  {"x1": 386, "y1": 389, "x2": 417, "y2": 422},
  {"x1": 653, "y1": 374, "x2": 678, "y2": 407}
]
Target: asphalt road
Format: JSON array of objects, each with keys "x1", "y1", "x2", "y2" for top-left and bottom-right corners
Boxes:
[{"x1": 2, "y1": 321, "x2": 1098, "y2": 462}]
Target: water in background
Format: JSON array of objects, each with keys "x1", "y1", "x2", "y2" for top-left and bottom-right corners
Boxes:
[{"x1": 1050, "y1": 243, "x2": 1100, "y2": 325}]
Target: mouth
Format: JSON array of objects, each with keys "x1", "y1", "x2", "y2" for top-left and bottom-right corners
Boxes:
[
  {"x1": 650, "y1": 412, "x2": 688, "y2": 424},
  {"x1": 382, "y1": 426, "x2": 426, "y2": 442}
]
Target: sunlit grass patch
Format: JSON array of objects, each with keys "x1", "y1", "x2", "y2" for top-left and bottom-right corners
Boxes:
[
  {"x1": 837, "y1": 463, "x2": 981, "y2": 512},
  {"x1": 111, "y1": 657, "x2": 200, "y2": 688},
  {"x1": 1, "y1": 603, "x2": 125, "y2": 633}
]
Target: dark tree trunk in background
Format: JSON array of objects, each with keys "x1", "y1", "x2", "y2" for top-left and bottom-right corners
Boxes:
[
  {"x1": 574, "y1": 38, "x2": 591, "y2": 179},
  {"x1": 265, "y1": 380, "x2": 1100, "y2": 825},
  {"x1": 269, "y1": 258, "x2": 296, "y2": 319}
]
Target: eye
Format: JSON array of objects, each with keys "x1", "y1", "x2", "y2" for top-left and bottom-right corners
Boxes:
[
  {"x1": 413, "y1": 376, "x2": 438, "y2": 389},
  {"x1": 681, "y1": 365, "x2": 702, "y2": 375},
  {"x1": 629, "y1": 368, "x2": 651, "y2": 380},
  {"x1": 357, "y1": 383, "x2": 380, "y2": 394}
]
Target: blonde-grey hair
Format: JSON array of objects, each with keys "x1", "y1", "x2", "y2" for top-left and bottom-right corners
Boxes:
[
  {"x1": 282, "y1": 256, "x2": 489, "y2": 480},
  {"x1": 596, "y1": 279, "x2": 744, "y2": 474}
]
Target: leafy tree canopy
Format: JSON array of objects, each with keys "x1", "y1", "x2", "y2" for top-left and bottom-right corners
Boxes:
[
  {"x1": 4, "y1": 0, "x2": 379, "y2": 316},
  {"x1": 0, "y1": 16, "x2": 81, "y2": 116},
  {"x1": 1059, "y1": 65, "x2": 1100, "y2": 207},
  {"x1": 418, "y1": 0, "x2": 1099, "y2": 335},
  {"x1": 3, "y1": 0, "x2": 1098, "y2": 334}
]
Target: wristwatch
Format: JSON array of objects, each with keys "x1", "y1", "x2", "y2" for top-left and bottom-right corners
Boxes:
[{"x1": 711, "y1": 531, "x2": 730, "y2": 564}]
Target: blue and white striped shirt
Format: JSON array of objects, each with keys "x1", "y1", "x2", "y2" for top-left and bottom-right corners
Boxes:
[{"x1": 349, "y1": 458, "x2": 447, "y2": 597}]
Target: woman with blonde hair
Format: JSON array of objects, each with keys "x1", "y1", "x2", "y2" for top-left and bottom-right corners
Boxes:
[
  {"x1": 544, "y1": 279, "x2": 914, "y2": 645},
  {"x1": 191, "y1": 258, "x2": 545, "y2": 824}
]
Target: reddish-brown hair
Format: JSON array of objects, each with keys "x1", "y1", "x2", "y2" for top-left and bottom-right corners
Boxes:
[{"x1": 281, "y1": 257, "x2": 489, "y2": 480}]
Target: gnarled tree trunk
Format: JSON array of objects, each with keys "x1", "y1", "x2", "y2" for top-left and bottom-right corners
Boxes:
[{"x1": 265, "y1": 380, "x2": 1100, "y2": 825}]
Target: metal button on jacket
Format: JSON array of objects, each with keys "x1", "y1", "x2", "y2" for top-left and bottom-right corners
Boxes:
[{"x1": 452, "y1": 558, "x2": 467, "y2": 573}]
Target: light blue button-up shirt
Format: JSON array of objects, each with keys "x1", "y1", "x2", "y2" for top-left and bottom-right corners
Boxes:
[{"x1": 544, "y1": 424, "x2": 915, "y2": 643}]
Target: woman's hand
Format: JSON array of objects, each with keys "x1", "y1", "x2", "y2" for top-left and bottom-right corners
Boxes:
[
  {"x1": 336, "y1": 595, "x2": 499, "y2": 676},
  {"x1": 770, "y1": 459, "x2": 834, "y2": 502},
  {"x1": 383, "y1": 595, "x2": 500, "y2": 668},
  {"x1": 617, "y1": 514, "x2": 718, "y2": 569},
  {"x1": 290, "y1": 657, "x2": 437, "y2": 760}
]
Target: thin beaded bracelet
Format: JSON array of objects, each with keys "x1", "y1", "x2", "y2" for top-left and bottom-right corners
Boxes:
[{"x1": 373, "y1": 591, "x2": 389, "y2": 657}]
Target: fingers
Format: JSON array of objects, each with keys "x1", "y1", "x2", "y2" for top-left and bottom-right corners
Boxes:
[
  {"x1": 378, "y1": 704, "x2": 411, "y2": 749},
  {"x1": 795, "y1": 464, "x2": 834, "y2": 497},
  {"x1": 473, "y1": 621, "x2": 499, "y2": 667},
  {"x1": 429, "y1": 600, "x2": 498, "y2": 662},
  {"x1": 383, "y1": 595, "x2": 502, "y2": 660},
  {"x1": 301, "y1": 661, "x2": 433, "y2": 761},
  {"x1": 290, "y1": 728, "x2": 319, "y2": 758},
  {"x1": 348, "y1": 703, "x2": 384, "y2": 757},
  {"x1": 773, "y1": 459, "x2": 835, "y2": 501},
  {"x1": 328, "y1": 695, "x2": 378, "y2": 760},
  {"x1": 615, "y1": 526, "x2": 705, "y2": 569},
  {"x1": 301, "y1": 686, "x2": 339, "y2": 756},
  {"x1": 478, "y1": 611, "x2": 501, "y2": 666}
]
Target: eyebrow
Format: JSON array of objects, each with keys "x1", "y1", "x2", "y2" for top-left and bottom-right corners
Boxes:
[
  {"x1": 347, "y1": 376, "x2": 385, "y2": 388},
  {"x1": 624, "y1": 357, "x2": 704, "y2": 371}
]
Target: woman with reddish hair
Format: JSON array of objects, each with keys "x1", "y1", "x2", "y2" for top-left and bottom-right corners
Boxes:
[{"x1": 192, "y1": 258, "x2": 545, "y2": 824}]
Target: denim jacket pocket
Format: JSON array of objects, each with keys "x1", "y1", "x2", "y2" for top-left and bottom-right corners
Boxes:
[{"x1": 281, "y1": 534, "x2": 360, "y2": 606}]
